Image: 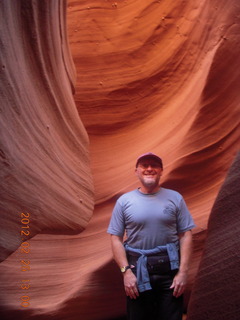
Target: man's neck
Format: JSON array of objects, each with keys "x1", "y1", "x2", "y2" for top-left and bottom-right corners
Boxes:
[{"x1": 139, "y1": 185, "x2": 161, "y2": 194}]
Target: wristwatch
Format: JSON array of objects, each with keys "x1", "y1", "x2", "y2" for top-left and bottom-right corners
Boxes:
[{"x1": 120, "y1": 265, "x2": 131, "y2": 273}]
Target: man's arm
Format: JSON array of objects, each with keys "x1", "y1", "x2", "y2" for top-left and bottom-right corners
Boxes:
[
  {"x1": 170, "y1": 230, "x2": 193, "y2": 297},
  {"x1": 110, "y1": 234, "x2": 139, "y2": 299}
]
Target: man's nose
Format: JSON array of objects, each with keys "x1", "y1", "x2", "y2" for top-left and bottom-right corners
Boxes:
[{"x1": 146, "y1": 165, "x2": 154, "y2": 170}]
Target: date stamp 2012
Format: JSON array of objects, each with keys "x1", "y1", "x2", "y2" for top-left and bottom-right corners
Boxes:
[{"x1": 19, "y1": 212, "x2": 31, "y2": 308}]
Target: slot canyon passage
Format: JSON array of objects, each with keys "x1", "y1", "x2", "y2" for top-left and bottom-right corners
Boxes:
[{"x1": 0, "y1": 0, "x2": 240, "y2": 319}]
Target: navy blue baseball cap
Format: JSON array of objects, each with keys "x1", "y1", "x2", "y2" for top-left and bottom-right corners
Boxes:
[{"x1": 136, "y1": 152, "x2": 163, "y2": 168}]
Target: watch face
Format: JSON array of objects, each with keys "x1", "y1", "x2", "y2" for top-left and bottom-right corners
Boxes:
[
  {"x1": 121, "y1": 266, "x2": 126, "y2": 272},
  {"x1": 121, "y1": 266, "x2": 130, "y2": 272}
]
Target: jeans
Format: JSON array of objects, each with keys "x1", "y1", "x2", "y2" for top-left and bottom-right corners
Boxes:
[{"x1": 126, "y1": 270, "x2": 183, "y2": 320}]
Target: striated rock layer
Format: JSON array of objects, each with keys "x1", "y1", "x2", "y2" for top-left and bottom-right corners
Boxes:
[
  {"x1": 187, "y1": 152, "x2": 240, "y2": 320},
  {"x1": 68, "y1": 0, "x2": 240, "y2": 213},
  {"x1": 0, "y1": 0, "x2": 94, "y2": 261},
  {"x1": 0, "y1": 0, "x2": 94, "y2": 316},
  {"x1": 0, "y1": 0, "x2": 240, "y2": 320}
]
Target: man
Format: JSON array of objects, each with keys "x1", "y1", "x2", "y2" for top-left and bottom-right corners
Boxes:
[{"x1": 107, "y1": 153, "x2": 195, "y2": 320}]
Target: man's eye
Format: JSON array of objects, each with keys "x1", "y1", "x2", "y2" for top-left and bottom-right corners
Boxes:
[
  {"x1": 141, "y1": 164, "x2": 159, "y2": 168},
  {"x1": 142, "y1": 164, "x2": 154, "y2": 168}
]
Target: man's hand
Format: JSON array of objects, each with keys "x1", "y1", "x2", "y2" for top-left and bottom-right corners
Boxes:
[
  {"x1": 123, "y1": 269, "x2": 139, "y2": 299},
  {"x1": 110, "y1": 235, "x2": 139, "y2": 299},
  {"x1": 170, "y1": 271, "x2": 187, "y2": 298},
  {"x1": 170, "y1": 230, "x2": 192, "y2": 297}
]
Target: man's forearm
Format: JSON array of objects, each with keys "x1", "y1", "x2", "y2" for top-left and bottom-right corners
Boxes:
[
  {"x1": 178, "y1": 230, "x2": 192, "y2": 273},
  {"x1": 110, "y1": 234, "x2": 129, "y2": 268}
]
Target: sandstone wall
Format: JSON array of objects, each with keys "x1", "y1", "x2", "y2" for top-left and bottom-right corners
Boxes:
[{"x1": 0, "y1": 0, "x2": 240, "y2": 319}]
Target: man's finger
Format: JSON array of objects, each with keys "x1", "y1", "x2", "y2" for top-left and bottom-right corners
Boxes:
[
  {"x1": 173, "y1": 285, "x2": 185, "y2": 297},
  {"x1": 126, "y1": 287, "x2": 139, "y2": 299}
]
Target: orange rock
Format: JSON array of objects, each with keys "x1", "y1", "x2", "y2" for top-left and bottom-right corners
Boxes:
[{"x1": 0, "y1": 0, "x2": 240, "y2": 319}]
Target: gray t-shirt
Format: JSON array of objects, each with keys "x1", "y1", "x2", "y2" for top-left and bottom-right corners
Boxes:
[{"x1": 107, "y1": 187, "x2": 195, "y2": 250}]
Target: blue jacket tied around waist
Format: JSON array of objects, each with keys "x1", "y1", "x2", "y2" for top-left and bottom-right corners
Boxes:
[{"x1": 125, "y1": 243, "x2": 179, "y2": 292}]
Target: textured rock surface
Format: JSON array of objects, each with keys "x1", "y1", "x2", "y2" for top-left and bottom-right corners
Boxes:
[
  {"x1": 187, "y1": 152, "x2": 240, "y2": 320},
  {"x1": 0, "y1": 0, "x2": 240, "y2": 319},
  {"x1": 0, "y1": 0, "x2": 94, "y2": 261},
  {"x1": 0, "y1": 0, "x2": 94, "y2": 317}
]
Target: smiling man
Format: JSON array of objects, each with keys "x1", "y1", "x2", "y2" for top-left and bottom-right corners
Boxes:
[{"x1": 107, "y1": 153, "x2": 195, "y2": 320}]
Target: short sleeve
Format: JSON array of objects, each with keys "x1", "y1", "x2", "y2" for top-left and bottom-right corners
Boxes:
[
  {"x1": 107, "y1": 199, "x2": 125, "y2": 237},
  {"x1": 176, "y1": 198, "x2": 196, "y2": 233}
]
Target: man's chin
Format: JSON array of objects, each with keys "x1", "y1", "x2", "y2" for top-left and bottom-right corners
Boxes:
[{"x1": 143, "y1": 179, "x2": 157, "y2": 187}]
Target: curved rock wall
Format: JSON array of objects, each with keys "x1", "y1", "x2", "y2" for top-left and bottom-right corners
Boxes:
[
  {"x1": 0, "y1": 0, "x2": 94, "y2": 316},
  {"x1": 0, "y1": 0, "x2": 94, "y2": 261},
  {"x1": 0, "y1": 0, "x2": 240, "y2": 320},
  {"x1": 68, "y1": 0, "x2": 240, "y2": 209},
  {"x1": 187, "y1": 152, "x2": 240, "y2": 320}
]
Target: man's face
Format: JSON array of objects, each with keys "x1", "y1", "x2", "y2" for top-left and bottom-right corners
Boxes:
[{"x1": 135, "y1": 158, "x2": 163, "y2": 190}]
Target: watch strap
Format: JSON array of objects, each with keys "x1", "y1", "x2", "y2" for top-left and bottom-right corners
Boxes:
[{"x1": 120, "y1": 265, "x2": 131, "y2": 273}]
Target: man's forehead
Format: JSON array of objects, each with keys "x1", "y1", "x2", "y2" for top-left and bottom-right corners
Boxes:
[{"x1": 138, "y1": 157, "x2": 161, "y2": 164}]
